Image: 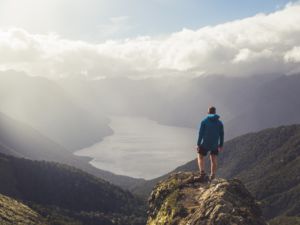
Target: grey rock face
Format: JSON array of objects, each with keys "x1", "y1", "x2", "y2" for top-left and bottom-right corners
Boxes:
[{"x1": 147, "y1": 172, "x2": 267, "y2": 225}]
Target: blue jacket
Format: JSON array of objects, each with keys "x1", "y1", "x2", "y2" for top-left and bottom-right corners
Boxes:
[{"x1": 197, "y1": 114, "x2": 224, "y2": 150}]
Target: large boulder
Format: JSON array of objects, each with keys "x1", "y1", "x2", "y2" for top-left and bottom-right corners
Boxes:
[{"x1": 147, "y1": 172, "x2": 267, "y2": 225}]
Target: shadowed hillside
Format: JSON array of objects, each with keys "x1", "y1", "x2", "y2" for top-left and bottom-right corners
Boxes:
[{"x1": 0, "y1": 153, "x2": 146, "y2": 225}]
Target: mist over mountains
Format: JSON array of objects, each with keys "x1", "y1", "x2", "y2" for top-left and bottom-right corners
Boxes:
[
  {"x1": 58, "y1": 72, "x2": 300, "y2": 140},
  {"x1": 0, "y1": 70, "x2": 112, "y2": 151},
  {"x1": 1, "y1": 68, "x2": 299, "y2": 183}
]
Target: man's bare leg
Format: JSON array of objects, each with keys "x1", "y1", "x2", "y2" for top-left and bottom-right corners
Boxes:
[
  {"x1": 210, "y1": 154, "x2": 217, "y2": 177},
  {"x1": 197, "y1": 154, "x2": 205, "y2": 174}
]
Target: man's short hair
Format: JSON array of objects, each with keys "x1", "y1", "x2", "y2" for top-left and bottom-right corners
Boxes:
[{"x1": 208, "y1": 106, "x2": 216, "y2": 114}]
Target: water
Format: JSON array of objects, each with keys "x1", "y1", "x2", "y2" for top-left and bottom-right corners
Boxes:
[{"x1": 75, "y1": 115, "x2": 198, "y2": 179}]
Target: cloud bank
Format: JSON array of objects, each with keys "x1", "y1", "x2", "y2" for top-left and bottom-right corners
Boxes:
[{"x1": 1, "y1": 3, "x2": 300, "y2": 79}]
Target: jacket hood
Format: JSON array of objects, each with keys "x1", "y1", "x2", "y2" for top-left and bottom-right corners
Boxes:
[{"x1": 207, "y1": 114, "x2": 220, "y2": 121}]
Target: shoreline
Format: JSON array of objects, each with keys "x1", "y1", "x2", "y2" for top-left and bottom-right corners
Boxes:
[{"x1": 73, "y1": 115, "x2": 197, "y2": 180}]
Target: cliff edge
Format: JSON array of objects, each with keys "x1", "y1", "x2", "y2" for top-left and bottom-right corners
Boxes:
[{"x1": 147, "y1": 172, "x2": 267, "y2": 225}]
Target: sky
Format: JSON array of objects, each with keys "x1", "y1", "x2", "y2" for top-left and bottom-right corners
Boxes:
[
  {"x1": 0, "y1": 0, "x2": 297, "y2": 41},
  {"x1": 0, "y1": 0, "x2": 300, "y2": 79}
]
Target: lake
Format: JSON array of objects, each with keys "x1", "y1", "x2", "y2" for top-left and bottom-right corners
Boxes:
[{"x1": 75, "y1": 115, "x2": 198, "y2": 179}]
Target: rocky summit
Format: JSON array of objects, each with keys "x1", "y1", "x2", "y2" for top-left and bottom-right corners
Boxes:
[{"x1": 147, "y1": 172, "x2": 267, "y2": 225}]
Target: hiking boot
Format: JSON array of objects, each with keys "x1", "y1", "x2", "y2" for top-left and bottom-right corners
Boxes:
[
  {"x1": 209, "y1": 174, "x2": 215, "y2": 181},
  {"x1": 194, "y1": 171, "x2": 207, "y2": 183}
]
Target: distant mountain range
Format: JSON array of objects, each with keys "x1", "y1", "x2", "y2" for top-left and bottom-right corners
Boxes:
[
  {"x1": 2, "y1": 70, "x2": 300, "y2": 151},
  {"x1": 0, "y1": 70, "x2": 112, "y2": 151},
  {"x1": 0, "y1": 152, "x2": 146, "y2": 225},
  {"x1": 133, "y1": 124, "x2": 300, "y2": 223},
  {"x1": 58, "y1": 73, "x2": 300, "y2": 141},
  {"x1": 225, "y1": 74, "x2": 300, "y2": 138}
]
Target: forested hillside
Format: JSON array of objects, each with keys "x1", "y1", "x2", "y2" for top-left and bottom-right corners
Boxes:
[{"x1": 0, "y1": 153, "x2": 146, "y2": 225}]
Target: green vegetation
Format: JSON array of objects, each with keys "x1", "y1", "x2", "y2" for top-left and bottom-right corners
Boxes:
[
  {"x1": 147, "y1": 174, "x2": 188, "y2": 225},
  {"x1": 147, "y1": 172, "x2": 267, "y2": 225},
  {"x1": 269, "y1": 216, "x2": 300, "y2": 225},
  {"x1": 147, "y1": 190, "x2": 180, "y2": 225},
  {"x1": 30, "y1": 203, "x2": 146, "y2": 225},
  {"x1": 0, "y1": 153, "x2": 146, "y2": 225},
  {"x1": 217, "y1": 125, "x2": 300, "y2": 220},
  {"x1": 0, "y1": 193, "x2": 44, "y2": 225}
]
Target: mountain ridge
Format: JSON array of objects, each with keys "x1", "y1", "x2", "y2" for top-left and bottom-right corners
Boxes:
[{"x1": 146, "y1": 172, "x2": 267, "y2": 225}]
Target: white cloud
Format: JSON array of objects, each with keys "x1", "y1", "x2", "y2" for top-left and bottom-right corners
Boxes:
[
  {"x1": 284, "y1": 46, "x2": 300, "y2": 62},
  {"x1": 1, "y1": 2, "x2": 300, "y2": 79}
]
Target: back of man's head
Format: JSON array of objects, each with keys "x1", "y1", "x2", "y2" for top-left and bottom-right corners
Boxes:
[{"x1": 208, "y1": 106, "x2": 216, "y2": 114}]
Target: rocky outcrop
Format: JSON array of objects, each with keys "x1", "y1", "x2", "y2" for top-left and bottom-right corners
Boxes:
[
  {"x1": 0, "y1": 193, "x2": 44, "y2": 225},
  {"x1": 147, "y1": 172, "x2": 267, "y2": 225}
]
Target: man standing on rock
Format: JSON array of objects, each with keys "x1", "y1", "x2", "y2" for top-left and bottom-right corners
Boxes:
[{"x1": 197, "y1": 106, "x2": 224, "y2": 181}]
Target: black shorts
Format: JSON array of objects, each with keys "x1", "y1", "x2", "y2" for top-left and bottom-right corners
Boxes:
[{"x1": 197, "y1": 145, "x2": 218, "y2": 156}]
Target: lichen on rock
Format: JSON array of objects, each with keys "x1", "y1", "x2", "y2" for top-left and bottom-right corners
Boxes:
[{"x1": 147, "y1": 172, "x2": 267, "y2": 225}]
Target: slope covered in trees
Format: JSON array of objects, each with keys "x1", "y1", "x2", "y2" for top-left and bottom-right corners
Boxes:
[{"x1": 0, "y1": 153, "x2": 146, "y2": 225}]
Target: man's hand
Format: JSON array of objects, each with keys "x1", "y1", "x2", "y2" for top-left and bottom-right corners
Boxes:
[{"x1": 218, "y1": 146, "x2": 224, "y2": 152}]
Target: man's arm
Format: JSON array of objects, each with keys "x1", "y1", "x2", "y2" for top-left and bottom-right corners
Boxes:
[
  {"x1": 219, "y1": 122, "x2": 224, "y2": 147},
  {"x1": 197, "y1": 121, "x2": 205, "y2": 146}
]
